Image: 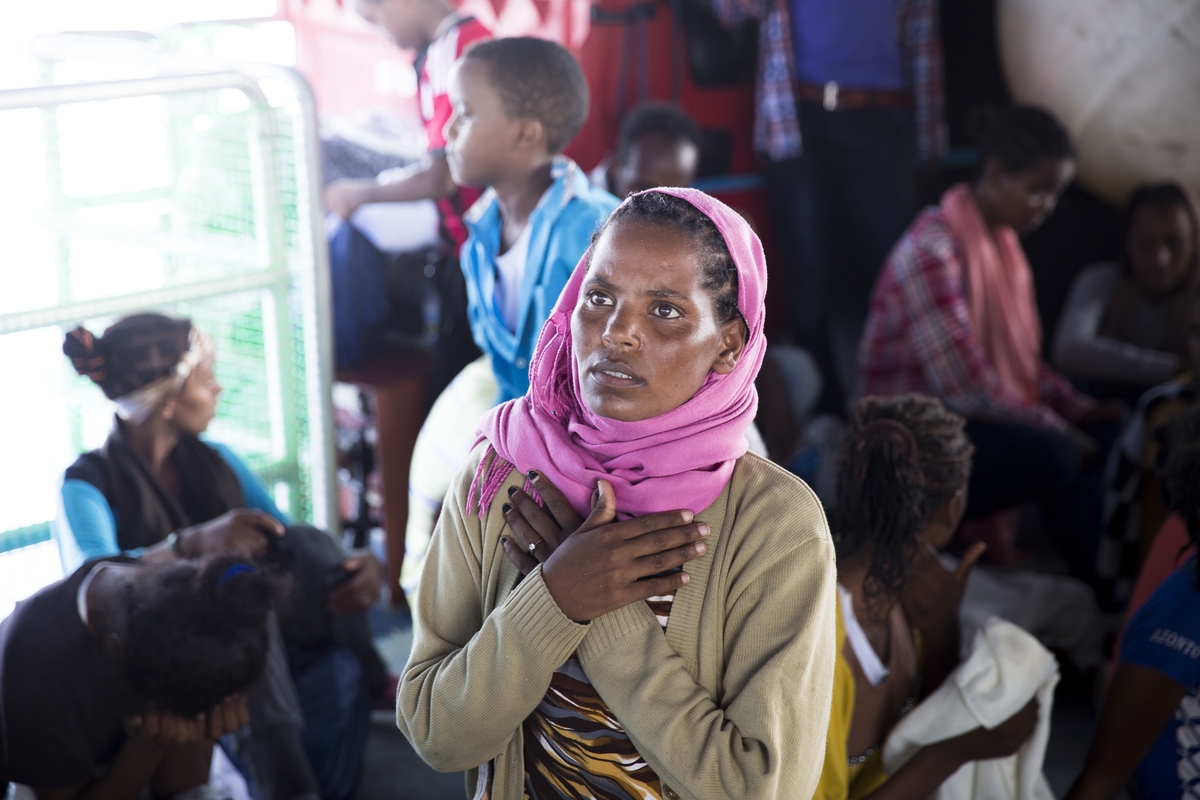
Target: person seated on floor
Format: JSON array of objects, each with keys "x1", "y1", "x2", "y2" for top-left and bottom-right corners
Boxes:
[
  {"x1": 324, "y1": 0, "x2": 490, "y2": 371},
  {"x1": 399, "y1": 37, "x2": 619, "y2": 599},
  {"x1": 1099, "y1": 290, "x2": 1200, "y2": 605},
  {"x1": 1106, "y1": 407, "x2": 1200, "y2": 693},
  {"x1": 857, "y1": 106, "x2": 1124, "y2": 589},
  {"x1": 399, "y1": 188, "x2": 837, "y2": 799},
  {"x1": 57, "y1": 314, "x2": 386, "y2": 800},
  {"x1": 0, "y1": 554, "x2": 270, "y2": 800},
  {"x1": 1066, "y1": 421, "x2": 1200, "y2": 800},
  {"x1": 814, "y1": 394, "x2": 1038, "y2": 798},
  {"x1": 590, "y1": 102, "x2": 703, "y2": 198},
  {"x1": 1054, "y1": 182, "x2": 1199, "y2": 402}
]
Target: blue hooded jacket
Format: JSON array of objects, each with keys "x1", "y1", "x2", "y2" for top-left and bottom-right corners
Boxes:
[{"x1": 460, "y1": 156, "x2": 619, "y2": 403}]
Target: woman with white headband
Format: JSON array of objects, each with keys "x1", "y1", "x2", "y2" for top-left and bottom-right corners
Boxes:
[{"x1": 57, "y1": 313, "x2": 383, "y2": 800}]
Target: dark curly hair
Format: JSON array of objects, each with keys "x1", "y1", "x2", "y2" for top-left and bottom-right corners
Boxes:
[
  {"x1": 593, "y1": 190, "x2": 740, "y2": 325},
  {"x1": 616, "y1": 102, "x2": 701, "y2": 161},
  {"x1": 62, "y1": 313, "x2": 192, "y2": 400},
  {"x1": 976, "y1": 105, "x2": 1075, "y2": 176},
  {"x1": 834, "y1": 395, "x2": 974, "y2": 615},
  {"x1": 121, "y1": 555, "x2": 273, "y2": 716},
  {"x1": 1156, "y1": 406, "x2": 1200, "y2": 580},
  {"x1": 463, "y1": 37, "x2": 589, "y2": 154}
]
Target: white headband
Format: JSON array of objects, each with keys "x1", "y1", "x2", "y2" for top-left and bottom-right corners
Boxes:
[{"x1": 113, "y1": 328, "x2": 214, "y2": 425}]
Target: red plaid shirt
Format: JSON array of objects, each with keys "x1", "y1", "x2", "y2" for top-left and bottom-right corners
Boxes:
[
  {"x1": 857, "y1": 208, "x2": 1094, "y2": 431},
  {"x1": 712, "y1": 0, "x2": 947, "y2": 162}
]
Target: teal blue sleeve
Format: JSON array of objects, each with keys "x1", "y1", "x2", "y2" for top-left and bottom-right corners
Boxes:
[
  {"x1": 207, "y1": 442, "x2": 289, "y2": 525},
  {"x1": 55, "y1": 479, "x2": 120, "y2": 572}
]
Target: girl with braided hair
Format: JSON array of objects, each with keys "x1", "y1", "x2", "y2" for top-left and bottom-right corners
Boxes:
[{"x1": 814, "y1": 394, "x2": 1039, "y2": 798}]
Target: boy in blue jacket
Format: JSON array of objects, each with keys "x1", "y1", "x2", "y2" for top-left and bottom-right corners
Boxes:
[
  {"x1": 402, "y1": 37, "x2": 618, "y2": 596},
  {"x1": 451, "y1": 37, "x2": 618, "y2": 403}
]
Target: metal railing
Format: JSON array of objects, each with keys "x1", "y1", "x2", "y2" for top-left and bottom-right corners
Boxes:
[{"x1": 0, "y1": 44, "x2": 337, "y2": 549}]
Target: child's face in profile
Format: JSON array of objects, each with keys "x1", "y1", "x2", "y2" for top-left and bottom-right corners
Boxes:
[
  {"x1": 444, "y1": 58, "x2": 523, "y2": 188},
  {"x1": 571, "y1": 218, "x2": 744, "y2": 422},
  {"x1": 612, "y1": 133, "x2": 700, "y2": 198}
]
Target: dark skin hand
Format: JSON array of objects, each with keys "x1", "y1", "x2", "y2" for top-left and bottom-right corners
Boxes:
[
  {"x1": 327, "y1": 550, "x2": 384, "y2": 614},
  {"x1": 862, "y1": 699, "x2": 1040, "y2": 800},
  {"x1": 1065, "y1": 662, "x2": 1186, "y2": 800},
  {"x1": 174, "y1": 508, "x2": 285, "y2": 561},
  {"x1": 323, "y1": 156, "x2": 456, "y2": 220},
  {"x1": 504, "y1": 486, "x2": 1037, "y2": 798},
  {"x1": 499, "y1": 472, "x2": 710, "y2": 622},
  {"x1": 32, "y1": 695, "x2": 250, "y2": 800},
  {"x1": 152, "y1": 506, "x2": 377, "y2": 612},
  {"x1": 900, "y1": 539, "x2": 987, "y2": 696}
]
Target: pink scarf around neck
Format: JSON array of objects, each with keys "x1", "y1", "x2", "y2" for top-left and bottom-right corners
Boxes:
[
  {"x1": 940, "y1": 183, "x2": 1042, "y2": 403},
  {"x1": 468, "y1": 187, "x2": 767, "y2": 520}
]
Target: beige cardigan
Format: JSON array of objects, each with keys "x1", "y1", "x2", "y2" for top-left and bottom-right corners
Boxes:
[{"x1": 397, "y1": 447, "x2": 837, "y2": 800}]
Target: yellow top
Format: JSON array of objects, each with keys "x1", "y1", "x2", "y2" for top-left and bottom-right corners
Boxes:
[{"x1": 812, "y1": 603, "x2": 892, "y2": 800}]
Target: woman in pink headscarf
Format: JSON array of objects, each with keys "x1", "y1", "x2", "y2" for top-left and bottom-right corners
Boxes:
[{"x1": 397, "y1": 189, "x2": 837, "y2": 799}]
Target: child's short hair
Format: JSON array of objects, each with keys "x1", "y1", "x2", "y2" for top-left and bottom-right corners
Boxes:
[
  {"x1": 122, "y1": 555, "x2": 274, "y2": 715},
  {"x1": 464, "y1": 37, "x2": 589, "y2": 154},
  {"x1": 617, "y1": 103, "x2": 701, "y2": 161}
]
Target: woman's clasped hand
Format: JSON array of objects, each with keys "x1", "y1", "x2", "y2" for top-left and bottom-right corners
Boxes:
[
  {"x1": 124, "y1": 694, "x2": 251, "y2": 750},
  {"x1": 499, "y1": 473, "x2": 710, "y2": 622}
]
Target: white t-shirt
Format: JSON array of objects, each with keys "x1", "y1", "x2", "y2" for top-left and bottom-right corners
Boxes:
[
  {"x1": 493, "y1": 221, "x2": 533, "y2": 333},
  {"x1": 493, "y1": 186, "x2": 553, "y2": 334}
]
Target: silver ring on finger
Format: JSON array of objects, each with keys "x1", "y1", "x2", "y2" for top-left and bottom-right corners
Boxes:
[{"x1": 527, "y1": 539, "x2": 543, "y2": 556}]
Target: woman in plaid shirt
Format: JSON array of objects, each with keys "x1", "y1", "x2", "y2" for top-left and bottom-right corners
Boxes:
[{"x1": 857, "y1": 107, "x2": 1124, "y2": 589}]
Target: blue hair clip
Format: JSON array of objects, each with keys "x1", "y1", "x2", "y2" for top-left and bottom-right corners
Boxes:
[{"x1": 216, "y1": 563, "x2": 257, "y2": 587}]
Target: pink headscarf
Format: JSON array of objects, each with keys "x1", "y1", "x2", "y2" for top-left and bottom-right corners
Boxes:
[
  {"x1": 468, "y1": 187, "x2": 768, "y2": 520},
  {"x1": 940, "y1": 184, "x2": 1042, "y2": 403}
]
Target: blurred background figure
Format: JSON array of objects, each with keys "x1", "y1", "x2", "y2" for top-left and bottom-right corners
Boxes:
[
  {"x1": 2, "y1": 0, "x2": 1200, "y2": 796},
  {"x1": 857, "y1": 107, "x2": 1123, "y2": 589},
  {"x1": 590, "y1": 102, "x2": 702, "y2": 197},
  {"x1": 1053, "y1": 183, "x2": 1200, "y2": 404},
  {"x1": 323, "y1": 0, "x2": 491, "y2": 378},
  {"x1": 0, "y1": 555, "x2": 272, "y2": 799},
  {"x1": 57, "y1": 314, "x2": 387, "y2": 800}
]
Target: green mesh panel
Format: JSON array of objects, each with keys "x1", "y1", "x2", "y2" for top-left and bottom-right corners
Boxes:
[{"x1": 0, "y1": 70, "x2": 328, "y2": 554}]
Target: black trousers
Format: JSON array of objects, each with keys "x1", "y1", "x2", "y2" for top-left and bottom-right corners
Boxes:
[
  {"x1": 964, "y1": 419, "x2": 1119, "y2": 587},
  {"x1": 764, "y1": 101, "x2": 916, "y2": 411},
  {"x1": 236, "y1": 525, "x2": 387, "y2": 799}
]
